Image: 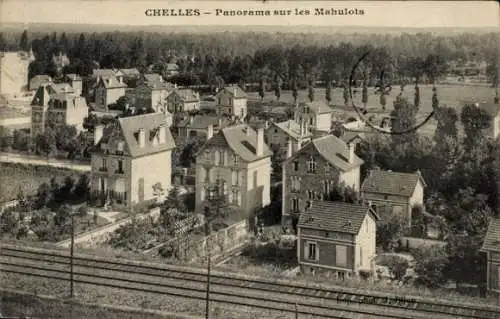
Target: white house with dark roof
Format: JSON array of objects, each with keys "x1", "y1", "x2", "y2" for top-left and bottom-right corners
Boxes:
[
  {"x1": 360, "y1": 169, "x2": 426, "y2": 227},
  {"x1": 295, "y1": 101, "x2": 333, "y2": 133},
  {"x1": 297, "y1": 201, "x2": 379, "y2": 277},
  {"x1": 265, "y1": 118, "x2": 312, "y2": 157},
  {"x1": 481, "y1": 217, "x2": 500, "y2": 294},
  {"x1": 90, "y1": 113, "x2": 176, "y2": 210},
  {"x1": 216, "y1": 85, "x2": 248, "y2": 119},
  {"x1": 195, "y1": 124, "x2": 272, "y2": 215},
  {"x1": 94, "y1": 76, "x2": 128, "y2": 110},
  {"x1": 282, "y1": 134, "x2": 364, "y2": 232},
  {"x1": 166, "y1": 89, "x2": 200, "y2": 113}
]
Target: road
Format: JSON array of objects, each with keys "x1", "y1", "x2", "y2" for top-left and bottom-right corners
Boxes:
[{"x1": 0, "y1": 152, "x2": 91, "y2": 172}]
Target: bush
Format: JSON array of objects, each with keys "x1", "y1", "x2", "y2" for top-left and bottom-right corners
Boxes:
[
  {"x1": 378, "y1": 255, "x2": 410, "y2": 281},
  {"x1": 359, "y1": 269, "x2": 371, "y2": 280},
  {"x1": 78, "y1": 204, "x2": 89, "y2": 217}
]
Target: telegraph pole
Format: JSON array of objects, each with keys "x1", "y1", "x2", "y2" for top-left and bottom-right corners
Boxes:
[{"x1": 70, "y1": 214, "x2": 75, "y2": 299}]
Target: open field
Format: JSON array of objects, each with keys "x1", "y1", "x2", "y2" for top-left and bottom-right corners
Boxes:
[{"x1": 0, "y1": 162, "x2": 86, "y2": 202}]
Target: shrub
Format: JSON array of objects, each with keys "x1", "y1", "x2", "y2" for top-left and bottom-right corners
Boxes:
[{"x1": 359, "y1": 269, "x2": 371, "y2": 280}]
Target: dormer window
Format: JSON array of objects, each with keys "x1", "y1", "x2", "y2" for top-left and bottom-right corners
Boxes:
[{"x1": 307, "y1": 156, "x2": 316, "y2": 174}]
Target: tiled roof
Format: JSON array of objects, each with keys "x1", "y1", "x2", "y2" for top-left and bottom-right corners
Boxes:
[
  {"x1": 298, "y1": 201, "x2": 378, "y2": 234},
  {"x1": 286, "y1": 135, "x2": 363, "y2": 172},
  {"x1": 119, "y1": 68, "x2": 141, "y2": 76},
  {"x1": 361, "y1": 170, "x2": 426, "y2": 197},
  {"x1": 29, "y1": 75, "x2": 52, "y2": 89},
  {"x1": 273, "y1": 120, "x2": 312, "y2": 141},
  {"x1": 143, "y1": 73, "x2": 163, "y2": 84},
  {"x1": 218, "y1": 86, "x2": 247, "y2": 99},
  {"x1": 481, "y1": 217, "x2": 500, "y2": 253},
  {"x1": 47, "y1": 83, "x2": 75, "y2": 95},
  {"x1": 199, "y1": 124, "x2": 272, "y2": 162},
  {"x1": 300, "y1": 101, "x2": 333, "y2": 114},
  {"x1": 111, "y1": 113, "x2": 176, "y2": 157},
  {"x1": 178, "y1": 115, "x2": 230, "y2": 129},
  {"x1": 99, "y1": 76, "x2": 127, "y2": 89},
  {"x1": 172, "y1": 89, "x2": 199, "y2": 102},
  {"x1": 340, "y1": 131, "x2": 366, "y2": 144},
  {"x1": 93, "y1": 69, "x2": 117, "y2": 78}
]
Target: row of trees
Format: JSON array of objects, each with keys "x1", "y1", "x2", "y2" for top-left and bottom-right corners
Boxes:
[{"x1": 3, "y1": 30, "x2": 497, "y2": 94}]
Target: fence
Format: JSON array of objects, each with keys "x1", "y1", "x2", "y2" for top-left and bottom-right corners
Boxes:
[{"x1": 401, "y1": 236, "x2": 447, "y2": 250}]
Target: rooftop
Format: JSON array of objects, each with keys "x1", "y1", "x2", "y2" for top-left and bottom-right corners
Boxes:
[
  {"x1": 298, "y1": 201, "x2": 378, "y2": 234},
  {"x1": 481, "y1": 217, "x2": 500, "y2": 253},
  {"x1": 217, "y1": 85, "x2": 247, "y2": 99},
  {"x1": 299, "y1": 101, "x2": 333, "y2": 114},
  {"x1": 361, "y1": 169, "x2": 426, "y2": 197},
  {"x1": 273, "y1": 120, "x2": 313, "y2": 140}
]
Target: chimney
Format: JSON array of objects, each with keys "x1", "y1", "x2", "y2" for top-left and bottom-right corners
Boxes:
[
  {"x1": 159, "y1": 125, "x2": 166, "y2": 144},
  {"x1": 287, "y1": 138, "x2": 293, "y2": 159},
  {"x1": 94, "y1": 125, "x2": 104, "y2": 145},
  {"x1": 256, "y1": 127, "x2": 264, "y2": 156},
  {"x1": 348, "y1": 142, "x2": 355, "y2": 164},
  {"x1": 138, "y1": 129, "x2": 145, "y2": 148},
  {"x1": 207, "y1": 124, "x2": 214, "y2": 140}
]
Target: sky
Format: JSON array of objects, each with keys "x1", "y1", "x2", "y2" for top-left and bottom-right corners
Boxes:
[{"x1": 1, "y1": 0, "x2": 499, "y2": 28}]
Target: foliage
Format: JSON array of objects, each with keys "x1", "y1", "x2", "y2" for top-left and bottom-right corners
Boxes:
[
  {"x1": 431, "y1": 87, "x2": 439, "y2": 109},
  {"x1": 108, "y1": 216, "x2": 160, "y2": 251},
  {"x1": 376, "y1": 216, "x2": 406, "y2": 252},
  {"x1": 390, "y1": 97, "x2": 418, "y2": 144},
  {"x1": 325, "y1": 182, "x2": 360, "y2": 203},
  {"x1": 414, "y1": 85, "x2": 420, "y2": 108},
  {"x1": 163, "y1": 185, "x2": 186, "y2": 212},
  {"x1": 413, "y1": 246, "x2": 449, "y2": 288},
  {"x1": 307, "y1": 79, "x2": 314, "y2": 102},
  {"x1": 325, "y1": 79, "x2": 332, "y2": 103},
  {"x1": 383, "y1": 255, "x2": 410, "y2": 282},
  {"x1": 460, "y1": 104, "x2": 492, "y2": 152}
]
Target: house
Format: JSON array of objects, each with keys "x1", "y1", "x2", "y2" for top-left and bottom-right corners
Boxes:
[
  {"x1": 134, "y1": 81, "x2": 174, "y2": 112},
  {"x1": 0, "y1": 51, "x2": 35, "y2": 97},
  {"x1": 165, "y1": 63, "x2": 179, "y2": 77},
  {"x1": 64, "y1": 74, "x2": 83, "y2": 96},
  {"x1": 195, "y1": 124, "x2": 272, "y2": 215},
  {"x1": 360, "y1": 169, "x2": 426, "y2": 227},
  {"x1": 295, "y1": 101, "x2": 333, "y2": 133},
  {"x1": 176, "y1": 115, "x2": 230, "y2": 140},
  {"x1": 298, "y1": 201, "x2": 379, "y2": 278},
  {"x1": 90, "y1": 113, "x2": 175, "y2": 210},
  {"x1": 29, "y1": 75, "x2": 53, "y2": 91},
  {"x1": 480, "y1": 217, "x2": 500, "y2": 295},
  {"x1": 339, "y1": 131, "x2": 366, "y2": 147},
  {"x1": 265, "y1": 119, "x2": 312, "y2": 158},
  {"x1": 92, "y1": 69, "x2": 121, "y2": 83},
  {"x1": 166, "y1": 89, "x2": 200, "y2": 113},
  {"x1": 31, "y1": 83, "x2": 88, "y2": 137},
  {"x1": 216, "y1": 86, "x2": 248, "y2": 120},
  {"x1": 282, "y1": 134, "x2": 364, "y2": 232},
  {"x1": 142, "y1": 73, "x2": 164, "y2": 85},
  {"x1": 94, "y1": 76, "x2": 128, "y2": 110}
]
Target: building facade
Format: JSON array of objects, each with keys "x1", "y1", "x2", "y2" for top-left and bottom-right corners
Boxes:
[
  {"x1": 297, "y1": 201, "x2": 379, "y2": 278},
  {"x1": 265, "y1": 119, "x2": 312, "y2": 158},
  {"x1": 481, "y1": 218, "x2": 500, "y2": 296},
  {"x1": 176, "y1": 115, "x2": 230, "y2": 141},
  {"x1": 94, "y1": 76, "x2": 128, "y2": 110},
  {"x1": 166, "y1": 89, "x2": 200, "y2": 113},
  {"x1": 360, "y1": 169, "x2": 426, "y2": 227},
  {"x1": 90, "y1": 113, "x2": 175, "y2": 210},
  {"x1": 31, "y1": 83, "x2": 88, "y2": 137},
  {"x1": 295, "y1": 101, "x2": 333, "y2": 133},
  {"x1": 216, "y1": 86, "x2": 248, "y2": 120},
  {"x1": 282, "y1": 135, "x2": 364, "y2": 232},
  {"x1": 195, "y1": 124, "x2": 272, "y2": 215}
]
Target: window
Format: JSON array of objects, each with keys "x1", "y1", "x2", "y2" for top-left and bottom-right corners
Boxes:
[
  {"x1": 293, "y1": 160, "x2": 299, "y2": 171},
  {"x1": 306, "y1": 242, "x2": 318, "y2": 261},
  {"x1": 233, "y1": 155, "x2": 239, "y2": 166},
  {"x1": 291, "y1": 198, "x2": 299, "y2": 212},
  {"x1": 323, "y1": 180, "x2": 330, "y2": 198},
  {"x1": 117, "y1": 141, "x2": 124, "y2": 154},
  {"x1": 117, "y1": 159, "x2": 123, "y2": 173},
  {"x1": 274, "y1": 128, "x2": 278, "y2": 133},
  {"x1": 307, "y1": 156, "x2": 316, "y2": 173},
  {"x1": 220, "y1": 151, "x2": 225, "y2": 166},
  {"x1": 290, "y1": 176, "x2": 301, "y2": 192},
  {"x1": 336, "y1": 245, "x2": 347, "y2": 267},
  {"x1": 307, "y1": 190, "x2": 314, "y2": 200},
  {"x1": 214, "y1": 151, "x2": 220, "y2": 166},
  {"x1": 309, "y1": 117, "x2": 314, "y2": 125},
  {"x1": 232, "y1": 189, "x2": 239, "y2": 205},
  {"x1": 253, "y1": 171, "x2": 258, "y2": 188}
]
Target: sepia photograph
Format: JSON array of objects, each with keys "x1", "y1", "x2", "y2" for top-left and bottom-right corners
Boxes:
[{"x1": 0, "y1": 0, "x2": 499, "y2": 318}]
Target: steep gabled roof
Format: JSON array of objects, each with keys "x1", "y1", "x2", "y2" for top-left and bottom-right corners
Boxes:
[
  {"x1": 143, "y1": 73, "x2": 163, "y2": 84},
  {"x1": 99, "y1": 76, "x2": 127, "y2": 89},
  {"x1": 198, "y1": 124, "x2": 272, "y2": 162},
  {"x1": 361, "y1": 170, "x2": 426, "y2": 197},
  {"x1": 48, "y1": 83, "x2": 75, "y2": 95},
  {"x1": 273, "y1": 120, "x2": 312, "y2": 141},
  {"x1": 93, "y1": 69, "x2": 117, "y2": 79},
  {"x1": 119, "y1": 68, "x2": 141, "y2": 77},
  {"x1": 285, "y1": 134, "x2": 363, "y2": 172},
  {"x1": 300, "y1": 101, "x2": 333, "y2": 114},
  {"x1": 481, "y1": 217, "x2": 500, "y2": 253},
  {"x1": 217, "y1": 85, "x2": 247, "y2": 99},
  {"x1": 298, "y1": 201, "x2": 379, "y2": 234},
  {"x1": 29, "y1": 75, "x2": 52, "y2": 89},
  {"x1": 172, "y1": 89, "x2": 199, "y2": 102},
  {"x1": 177, "y1": 115, "x2": 230, "y2": 129}
]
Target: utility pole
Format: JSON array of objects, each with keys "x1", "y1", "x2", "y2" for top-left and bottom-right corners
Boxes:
[{"x1": 70, "y1": 214, "x2": 75, "y2": 299}]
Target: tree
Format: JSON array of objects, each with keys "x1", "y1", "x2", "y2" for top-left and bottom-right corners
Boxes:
[
  {"x1": 343, "y1": 83, "x2": 349, "y2": 106},
  {"x1": 291, "y1": 78, "x2": 298, "y2": 104},
  {"x1": 414, "y1": 84, "x2": 420, "y2": 109},
  {"x1": 385, "y1": 255, "x2": 410, "y2": 282},
  {"x1": 258, "y1": 78, "x2": 265, "y2": 101},
  {"x1": 390, "y1": 97, "x2": 418, "y2": 144},
  {"x1": 274, "y1": 78, "x2": 282, "y2": 102},
  {"x1": 433, "y1": 106, "x2": 458, "y2": 148},
  {"x1": 361, "y1": 82, "x2": 368, "y2": 109},
  {"x1": 307, "y1": 79, "x2": 314, "y2": 102},
  {"x1": 20, "y1": 30, "x2": 29, "y2": 52},
  {"x1": 413, "y1": 246, "x2": 448, "y2": 288},
  {"x1": 0, "y1": 210, "x2": 19, "y2": 237},
  {"x1": 325, "y1": 79, "x2": 332, "y2": 104},
  {"x1": 424, "y1": 54, "x2": 447, "y2": 89},
  {"x1": 376, "y1": 216, "x2": 405, "y2": 252},
  {"x1": 431, "y1": 87, "x2": 439, "y2": 109},
  {"x1": 163, "y1": 185, "x2": 186, "y2": 212},
  {"x1": 460, "y1": 104, "x2": 492, "y2": 152}
]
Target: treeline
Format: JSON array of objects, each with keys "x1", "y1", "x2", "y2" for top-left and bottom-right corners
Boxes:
[{"x1": 0, "y1": 30, "x2": 497, "y2": 91}]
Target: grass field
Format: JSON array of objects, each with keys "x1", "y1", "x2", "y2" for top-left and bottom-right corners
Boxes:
[{"x1": 0, "y1": 162, "x2": 85, "y2": 202}]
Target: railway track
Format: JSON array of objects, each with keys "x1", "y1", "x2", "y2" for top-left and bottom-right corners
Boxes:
[{"x1": 1, "y1": 244, "x2": 499, "y2": 319}]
